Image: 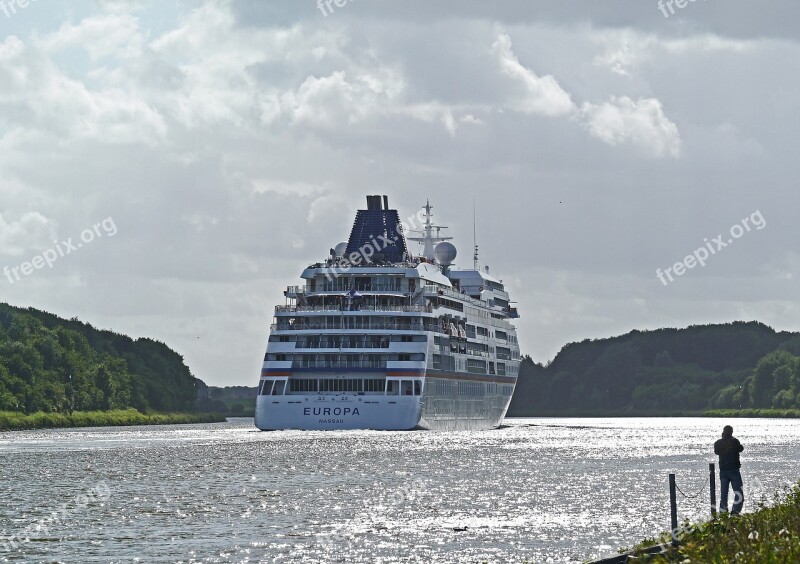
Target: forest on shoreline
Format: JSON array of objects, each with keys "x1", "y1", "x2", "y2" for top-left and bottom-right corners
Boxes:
[
  {"x1": 0, "y1": 303, "x2": 204, "y2": 416},
  {"x1": 509, "y1": 321, "x2": 800, "y2": 416}
]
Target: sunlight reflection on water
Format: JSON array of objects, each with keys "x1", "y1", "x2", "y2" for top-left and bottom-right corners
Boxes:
[{"x1": 1, "y1": 417, "x2": 799, "y2": 563}]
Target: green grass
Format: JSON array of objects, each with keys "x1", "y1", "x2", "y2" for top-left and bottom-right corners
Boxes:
[
  {"x1": 624, "y1": 483, "x2": 800, "y2": 563},
  {"x1": 0, "y1": 409, "x2": 226, "y2": 431},
  {"x1": 511, "y1": 409, "x2": 696, "y2": 417}
]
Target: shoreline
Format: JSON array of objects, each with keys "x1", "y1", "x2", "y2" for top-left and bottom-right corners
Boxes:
[
  {"x1": 508, "y1": 408, "x2": 800, "y2": 419},
  {"x1": 600, "y1": 482, "x2": 800, "y2": 562},
  {"x1": 0, "y1": 409, "x2": 227, "y2": 431}
]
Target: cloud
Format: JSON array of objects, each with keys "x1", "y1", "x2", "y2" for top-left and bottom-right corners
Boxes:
[
  {"x1": 39, "y1": 14, "x2": 145, "y2": 60},
  {"x1": 0, "y1": 36, "x2": 167, "y2": 146},
  {"x1": 580, "y1": 96, "x2": 682, "y2": 158},
  {"x1": 591, "y1": 30, "x2": 757, "y2": 78},
  {"x1": 0, "y1": 212, "x2": 57, "y2": 257},
  {"x1": 592, "y1": 30, "x2": 655, "y2": 77},
  {"x1": 307, "y1": 193, "x2": 348, "y2": 224},
  {"x1": 282, "y1": 69, "x2": 405, "y2": 128},
  {"x1": 492, "y1": 32, "x2": 575, "y2": 117},
  {"x1": 251, "y1": 179, "x2": 327, "y2": 197},
  {"x1": 460, "y1": 114, "x2": 485, "y2": 125},
  {"x1": 492, "y1": 31, "x2": 680, "y2": 157}
]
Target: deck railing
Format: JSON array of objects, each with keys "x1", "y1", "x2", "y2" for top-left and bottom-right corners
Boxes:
[
  {"x1": 293, "y1": 359, "x2": 386, "y2": 369},
  {"x1": 272, "y1": 320, "x2": 443, "y2": 333},
  {"x1": 275, "y1": 304, "x2": 430, "y2": 313}
]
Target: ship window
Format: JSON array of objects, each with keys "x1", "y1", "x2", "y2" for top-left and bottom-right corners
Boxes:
[
  {"x1": 364, "y1": 378, "x2": 385, "y2": 392},
  {"x1": 401, "y1": 381, "x2": 413, "y2": 396},
  {"x1": 269, "y1": 335, "x2": 295, "y2": 343},
  {"x1": 289, "y1": 379, "x2": 318, "y2": 392},
  {"x1": 260, "y1": 380, "x2": 274, "y2": 396},
  {"x1": 432, "y1": 354, "x2": 441, "y2": 369},
  {"x1": 414, "y1": 381, "x2": 422, "y2": 396},
  {"x1": 354, "y1": 276, "x2": 372, "y2": 291},
  {"x1": 272, "y1": 381, "x2": 285, "y2": 395},
  {"x1": 386, "y1": 380, "x2": 399, "y2": 395}
]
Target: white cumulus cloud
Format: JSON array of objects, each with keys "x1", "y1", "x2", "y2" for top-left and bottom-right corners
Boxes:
[
  {"x1": 492, "y1": 32, "x2": 575, "y2": 117},
  {"x1": 0, "y1": 212, "x2": 57, "y2": 257},
  {"x1": 580, "y1": 96, "x2": 682, "y2": 158}
]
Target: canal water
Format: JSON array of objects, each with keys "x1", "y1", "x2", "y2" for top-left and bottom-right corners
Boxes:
[{"x1": 2, "y1": 417, "x2": 799, "y2": 563}]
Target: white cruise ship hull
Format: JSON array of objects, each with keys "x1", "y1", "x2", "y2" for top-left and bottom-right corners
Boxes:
[
  {"x1": 255, "y1": 372, "x2": 516, "y2": 431},
  {"x1": 255, "y1": 394, "x2": 423, "y2": 431}
]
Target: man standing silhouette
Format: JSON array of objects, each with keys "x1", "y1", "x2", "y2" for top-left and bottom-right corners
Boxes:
[{"x1": 714, "y1": 425, "x2": 744, "y2": 514}]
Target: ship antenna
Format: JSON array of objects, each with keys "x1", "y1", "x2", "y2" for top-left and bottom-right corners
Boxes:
[
  {"x1": 473, "y1": 198, "x2": 479, "y2": 270},
  {"x1": 406, "y1": 199, "x2": 452, "y2": 261}
]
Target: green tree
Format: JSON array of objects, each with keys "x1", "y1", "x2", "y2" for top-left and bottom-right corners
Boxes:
[{"x1": 752, "y1": 351, "x2": 795, "y2": 408}]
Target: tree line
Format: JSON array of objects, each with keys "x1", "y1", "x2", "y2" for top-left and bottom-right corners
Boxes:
[
  {"x1": 508, "y1": 321, "x2": 800, "y2": 415},
  {"x1": 0, "y1": 303, "x2": 202, "y2": 414}
]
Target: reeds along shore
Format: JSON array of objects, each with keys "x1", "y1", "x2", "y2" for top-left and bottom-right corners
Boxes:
[
  {"x1": 631, "y1": 482, "x2": 800, "y2": 563},
  {"x1": 0, "y1": 409, "x2": 226, "y2": 431}
]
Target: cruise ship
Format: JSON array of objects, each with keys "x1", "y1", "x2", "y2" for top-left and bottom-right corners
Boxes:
[{"x1": 255, "y1": 195, "x2": 521, "y2": 431}]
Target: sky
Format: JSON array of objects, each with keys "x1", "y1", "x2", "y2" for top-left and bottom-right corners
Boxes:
[{"x1": 1, "y1": 0, "x2": 799, "y2": 387}]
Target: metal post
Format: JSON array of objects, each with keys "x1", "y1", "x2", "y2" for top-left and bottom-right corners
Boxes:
[
  {"x1": 709, "y1": 463, "x2": 717, "y2": 518},
  {"x1": 669, "y1": 473, "x2": 679, "y2": 547}
]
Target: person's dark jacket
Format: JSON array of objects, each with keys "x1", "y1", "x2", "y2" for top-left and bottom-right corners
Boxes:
[{"x1": 714, "y1": 436, "x2": 744, "y2": 470}]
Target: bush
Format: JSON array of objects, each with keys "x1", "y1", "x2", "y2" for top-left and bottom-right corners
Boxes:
[{"x1": 637, "y1": 483, "x2": 800, "y2": 562}]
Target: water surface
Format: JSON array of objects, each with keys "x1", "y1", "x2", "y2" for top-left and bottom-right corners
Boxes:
[{"x1": 1, "y1": 417, "x2": 799, "y2": 563}]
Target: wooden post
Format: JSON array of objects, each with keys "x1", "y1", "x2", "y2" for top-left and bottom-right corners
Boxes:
[
  {"x1": 709, "y1": 463, "x2": 717, "y2": 518},
  {"x1": 669, "y1": 473, "x2": 679, "y2": 547}
]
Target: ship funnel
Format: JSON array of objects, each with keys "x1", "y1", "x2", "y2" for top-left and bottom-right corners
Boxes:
[
  {"x1": 366, "y1": 195, "x2": 387, "y2": 210},
  {"x1": 345, "y1": 195, "x2": 409, "y2": 263}
]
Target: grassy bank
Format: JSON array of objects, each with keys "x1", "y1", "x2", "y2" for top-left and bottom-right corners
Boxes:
[
  {"x1": 0, "y1": 409, "x2": 227, "y2": 431},
  {"x1": 625, "y1": 483, "x2": 800, "y2": 563},
  {"x1": 510, "y1": 410, "x2": 693, "y2": 418}
]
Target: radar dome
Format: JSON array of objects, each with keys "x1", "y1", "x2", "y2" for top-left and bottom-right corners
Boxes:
[
  {"x1": 434, "y1": 242, "x2": 457, "y2": 266},
  {"x1": 334, "y1": 242, "x2": 348, "y2": 258}
]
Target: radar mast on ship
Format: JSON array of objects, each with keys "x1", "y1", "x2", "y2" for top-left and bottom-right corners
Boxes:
[{"x1": 407, "y1": 200, "x2": 453, "y2": 262}]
